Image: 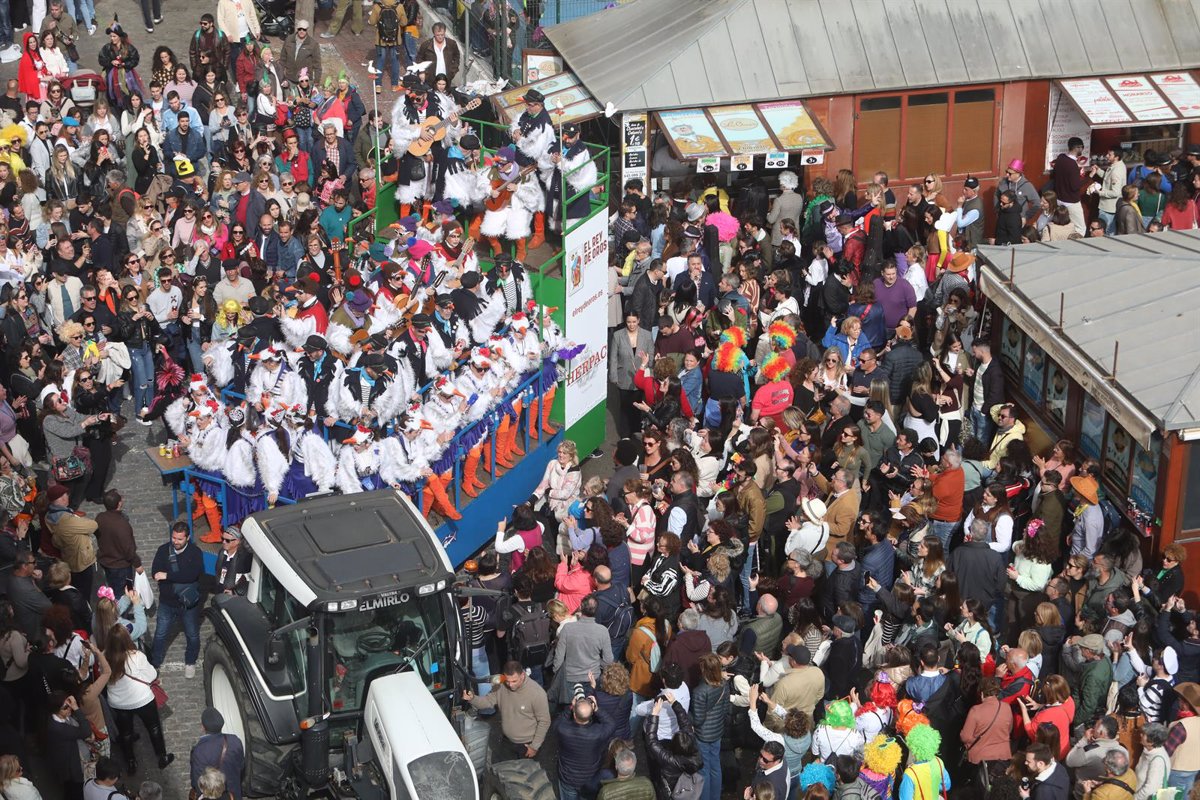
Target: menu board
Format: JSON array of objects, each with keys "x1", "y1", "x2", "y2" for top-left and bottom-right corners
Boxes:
[
  {"x1": 1080, "y1": 394, "x2": 1106, "y2": 460},
  {"x1": 756, "y1": 100, "x2": 828, "y2": 150},
  {"x1": 657, "y1": 109, "x2": 728, "y2": 158},
  {"x1": 492, "y1": 71, "x2": 603, "y2": 126},
  {"x1": 1103, "y1": 415, "x2": 1133, "y2": 492},
  {"x1": 709, "y1": 105, "x2": 776, "y2": 154},
  {"x1": 1045, "y1": 85, "x2": 1092, "y2": 173},
  {"x1": 1151, "y1": 72, "x2": 1200, "y2": 118},
  {"x1": 1106, "y1": 75, "x2": 1176, "y2": 121},
  {"x1": 1130, "y1": 437, "x2": 1160, "y2": 512},
  {"x1": 1060, "y1": 79, "x2": 1132, "y2": 124}
]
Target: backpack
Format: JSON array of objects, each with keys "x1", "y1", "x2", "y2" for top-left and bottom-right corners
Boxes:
[
  {"x1": 1099, "y1": 498, "x2": 1122, "y2": 535},
  {"x1": 597, "y1": 592, "x2": 633, "y2": 648},
  {"x1": 637, "y1": 625, "x2": 661, "y2": 672},
  {"x1": 376, "y1": 4, "x2": 401, "y2": 44},
  {"x1": 510, "y1": 603, "x2": 551, "y2": 664},
  {"x1": 672, "y1": 772, "x2": 704, "y2": 800}
]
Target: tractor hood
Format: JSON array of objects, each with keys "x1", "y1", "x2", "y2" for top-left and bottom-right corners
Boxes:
[{"x1": 363, "y1": 672, "x2": 478, "y2": 800}]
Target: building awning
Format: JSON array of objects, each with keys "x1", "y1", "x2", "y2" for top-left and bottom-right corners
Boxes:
[
  {"x1": 654, "y1": 100, "x2": 833, "y2": 160},
  {"x1": 491, "y1": 71, "x2": 602, "y2": 127},
  {"x1": 1056, "y1": 72, "x2": 1200, "y2": 128},
  {"x1": 977, "y1": 232, "x2": 1200, "y2": 448}
]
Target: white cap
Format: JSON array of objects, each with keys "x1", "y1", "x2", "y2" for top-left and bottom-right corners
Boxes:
[{"x1": 296, "y1": 19, "x2": 310, "y2": 29}]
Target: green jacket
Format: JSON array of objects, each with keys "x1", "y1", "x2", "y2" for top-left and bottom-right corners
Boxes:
[
  {"x1": 596, "y1": 775, "x2": 655, "y2": 800},
  {"x1": 1074, "y1": 656, "x2": 1113, "y2": 725}
]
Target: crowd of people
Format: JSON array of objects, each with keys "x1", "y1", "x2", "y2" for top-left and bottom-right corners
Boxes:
[{"x1": 446, "y1": 155, "x2": 1200, "y2": 800}]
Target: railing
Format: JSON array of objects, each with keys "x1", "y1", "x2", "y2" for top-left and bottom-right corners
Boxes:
[{"x1": 180, "y1": 467, "x2": 298, "y2": 542}]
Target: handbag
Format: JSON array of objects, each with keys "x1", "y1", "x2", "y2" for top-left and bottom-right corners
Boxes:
[
  {"x1": 671, "y1": 772, "x2": 704, "y2": 800},
  {"x1": 128, "y1": 673, "x2": 168, "y2": 708},
  {"x1": 7, "y1": 434, "x2": 31, "y2": 468},
  {"x1": 51, "y1": 453, "x2": 86, "y2": 482}
]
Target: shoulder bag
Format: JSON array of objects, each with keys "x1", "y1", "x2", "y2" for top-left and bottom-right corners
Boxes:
[{"x1": 126, "y1": 671, "x2": 168, "y2": 708}]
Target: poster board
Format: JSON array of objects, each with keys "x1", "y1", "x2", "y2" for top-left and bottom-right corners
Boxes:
[
  {"x1": 492, "y1": 71, "x2": 601, "y2": 126},
  {"x1": 708, "y1": 104, "x2": 777, "y2": 154},
  {"x1": 1151, "y1": 72, "x2": 1200, "y2": 118},
  {"x1": 1107, "y1": 75, "x2": 1176, "y2": 121},
  {"x1": 522, "y1": 49, "x2": 563, "y2": 83},
  {"x1": 621, "y1": 112, "x2": 649, "y2": 191},
  {"x1": 756, "y1": 100, "x2": 830, "y2": 150},
  {"x1": 1045, "y1": 84, "x2": 1092, "y2": 173},
  {"x1": 563, "y1": 210, "x2": 609, "y2": 438},
  {"x1": 656, "y1": 109, "x2": 728, "y2": 158},
  {"x1": 654, "y1": 100, "x2": 833, "y2": 160},
  {"x1": 1058, "y1": 78, "x2": 1132, "y2": 125}
]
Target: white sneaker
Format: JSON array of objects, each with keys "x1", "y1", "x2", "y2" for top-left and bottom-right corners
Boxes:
[
  {"x1": 87, "y1": 25, "x2": 96, "y2": 35},
  {"x1": 0, "y1": 45, "x2": 20, "y2": 64},
  {"x1": 320, "y1": 31, "x2": 336, "y2": 38},
  {"x1": 185, "y1": 664, "x2": 195, "y2": 679}
]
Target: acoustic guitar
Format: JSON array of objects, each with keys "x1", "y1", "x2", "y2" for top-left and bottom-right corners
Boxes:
[
  {"x1": 485, "y1": 164, "x2": 538, "y2": 212},
  {"x1": 407, "y1": 98, "x2": 483, "y2": 157}
]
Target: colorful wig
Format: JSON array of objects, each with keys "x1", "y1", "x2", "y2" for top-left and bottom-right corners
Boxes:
[
  {"x1": 713, "y1": 341, "x2": 749, "y2": 373},
  {"x1": 863, "y1": 734, "x2": 902, "y2": 775},
  {"x1": 906, "y1": 723, "x2": 942, "y2": 763},
  {"x1": 799, "y1": 763, "x2": 836, "y2": 794},
  {"x1": 760, "y1": 351, "x2": 791, "y2": 383},
  {"x1": 823, "y1": 699, "x2": 855, "y2": 729},
  {"x1": 768, "y1": 320, "x2": 797, "y2": 350},
  {"x1": 894, "y1": 699, "x2": 929, "y2": 736},
  {"x1": 719, "y1": 326, "x2": 747, "y2": 349},
  {"x1": 868, "y1": 672, "x2": 898, "y2": 710}
]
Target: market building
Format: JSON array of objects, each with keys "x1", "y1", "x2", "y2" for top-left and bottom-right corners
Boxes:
[
  {"x1": 977, "y1": 233, "x2": 1200, "y2": 587},
  {"x1": 532, "y1": 0, "x2": 1200, "y2": 222}
]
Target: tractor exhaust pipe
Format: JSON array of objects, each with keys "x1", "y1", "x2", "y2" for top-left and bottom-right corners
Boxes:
[{"x1": 299, "y1": 625, "x2": 330, "y2": 790}]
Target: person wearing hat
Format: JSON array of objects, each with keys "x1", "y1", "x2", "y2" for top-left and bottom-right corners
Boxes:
[
  {"x1": 433, "y1": 221, "x2": 479, "y2": 283},
  {"x1": 245, "y1": 344, "x2": 307, "y2": 412},
  {"x1": 294, "y1": 334, "x2": 335, "y2": 412},
  {"x1": 44, "y1": 480, "x2": 99, "y2": 596},
  {"x1": 212, "y1": 525, "x2": 252, "y2": 598},
  {"x1": 278, "y1": 276, "x2": 329, "y2": 348},
  {"x1": 387, "y1": 79, "x2": 452, "y2": 220},
  {"x1": 328, "y1": 288, "x2": 375, "y2": 352},
  {"x1": 509, "y1": 87, "x2": 555, "y2": 250},
  {"x1": 479, "y1": 144, "x2": 540, "y2": 261},
  {"x1": 996, "y1": 158, "x2": 1037, "y2": 223},
  {"x1": 332, "y1": 421, "x2": 410, "y2": 496},
  {"x1": 952, "y1": 175, "x2": 986, "y2": 250},
  {"x1": 1070, "y1": 633, "x2": 1114, "y2": 726},
  {"x1": 279, "y1": 18, "x2": 319, "y2": 87},
  {"x1": 97, "y1": 21, "x2": 144, "y2": 111},
  {"x1": 180, "y1": 398, "x2": 228, "y2": 542},
  {"x1": 326, "y1": 350, "x2": 405, "y2": 427},
  {"x1": 484, "y1": 252, "x2": 534, "y2": 316},
  {"x1": 784, "y1": 497, "x2": 831, "y2": 559},
  {"x1": 191, "y1": 706, "x2": 246, "y2": 800},
  {"x1": 769, "y1": 643, "x2": 825, "y2": 720},
  {"x1": 279, "y1": 402, "x2": 337, "y2": 499},
  {"x1": 549, "y1": 121, "x2": 598, "y2": 231},
  {"x1": 1069, "y1": 471, "x2": 1104, "y2": 559}
]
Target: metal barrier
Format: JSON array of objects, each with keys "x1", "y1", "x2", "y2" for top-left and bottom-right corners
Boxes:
[{"x1": 179, "y1": 467, "x2": 298, "y2": 542}]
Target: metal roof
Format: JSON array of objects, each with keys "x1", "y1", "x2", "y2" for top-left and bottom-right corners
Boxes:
[
  {"x1": 545, "y1": 0, "x2": 1200, "y2": 112},
  {"x1": 977, "y1": 232, "x2": 1200, "y2": 439}
]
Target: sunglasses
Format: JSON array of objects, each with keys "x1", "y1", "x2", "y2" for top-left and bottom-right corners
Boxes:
[
  {"x1": 151, "y1": 225, "x2": 163, "y2": 231},
  {"x1": 79, "y1": 375, "x2": 93, "y2": 382},
  {"x1": 221, "y1": 536, "x2": 237, "y2": 542}
]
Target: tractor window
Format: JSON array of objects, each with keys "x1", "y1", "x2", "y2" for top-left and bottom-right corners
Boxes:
[
  {"x1": 325, "y1": 593, "x2": 450, "y2": 715},
  {"x1": 257, "y1": 570, "x2": 309, "y2": 696}
]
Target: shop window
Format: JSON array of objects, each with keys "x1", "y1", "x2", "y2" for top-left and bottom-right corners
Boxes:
[
  {"x1": 1000, "y1": 316, "x2": 1024, "y2": 373},
  {"x1": 1080, "y1": 395, "x2": 1106, "y2": 461},
  {"x1": 951, "y1": 89, "x2": 996, "y2": 175},
  {"x1": 856, "y1": 97, "x2": 901, "y2": 181},
  {"x1": 1045, "y1": 361, "x2": 1070, "y2": 428},
  {"x1": 1021, "y1": 341, "x2": 1047, "y2": 406},
  {"x1": 1103, "y1": 417, "x2": 1133, "y2": 496},
  {"x1": 855, "y1": 87, "x2": 999, "y2": 181}
]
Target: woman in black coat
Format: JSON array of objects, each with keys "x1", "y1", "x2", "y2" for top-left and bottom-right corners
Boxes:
[
  {"x1": 45, "y1": 691, "x2": 90, "y2": 800},
  {"x1": 639, "y1": 532, "x2": 682, "y2": 620},
  {"x1": 645, "y1": 694, "x2": 703, "y2": 799},
  {"x1": 71, "y1": 368, "x2": 118, "y2": 504}
]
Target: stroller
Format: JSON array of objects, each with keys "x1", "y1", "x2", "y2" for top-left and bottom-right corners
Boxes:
[
  {"x1": 253, "y1": 0, "x2": 294, "y2": 37},
  {"x1": 61, "y1": 72, "x2": 104, "y2": 115}
]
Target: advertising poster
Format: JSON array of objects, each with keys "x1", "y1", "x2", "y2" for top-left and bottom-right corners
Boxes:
[
  {"x1": 1059, "y1": 79, "x2": 1131, "y2": 124},
  {"x1": 1106, "y1": 75, "x2": 1175, "y2": 121},
  {"x1": 1045, "y1": 84, "x2": 1091, "y2": 173},
  {"x1": 621, "y1": 112, "x2": 648, "y2": 192},
  {"x1": 709, "y1": 104, "x2": 776, "y2": 154},
  {"x1": 563, "y1": 211, "x2": 609, "y2": 430},
  {"x1": 1022, "y1": 341, "x2": 1046, "y2": 404},
  {"x1": 1080, "y1": 394, "x2": 1106, "y2": 460},
  {"x1": 756, "y1": 100, "x2": 828, "y2": 149},
  {"x1": 1103, "y1": 416, "x2": 1133, "y2": 492},
  {"x1": 1152, "y1": 72, "x2": 1200, "y2": 118},
  {"x1": 1000, "y1": 316, "x2": 1023, "y2": 371},
  {"x1": 657, "y1": 109, "x2": 727, "y2": 158},
  {"x1": 1046, "y1": 359, "x2": 1069, "y2": 427},
  {"x1": 1130, "y1": 437, "x2": 1160, "y2": 512}
]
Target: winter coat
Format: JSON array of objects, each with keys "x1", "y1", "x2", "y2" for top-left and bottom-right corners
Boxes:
[
  {"x1": 556, "y1": 707, "x2": 617, "y2": 791},
  {"x1": 645, "y1": 702, "x2": 703, "y2": 798},
  {"x1": 689, "y1": 680, "x2": 731, "y2": 743},
  {"x1": 663, "y1": 629, "x2": 711, "y2": 689}
]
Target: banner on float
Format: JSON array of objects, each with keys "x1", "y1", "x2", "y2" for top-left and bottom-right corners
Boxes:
[{"x1": 563, "y1": 210, "x2": 609, "y2": 432}]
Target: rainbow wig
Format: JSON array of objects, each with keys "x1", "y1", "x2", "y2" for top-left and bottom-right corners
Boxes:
[
  {"x1": 799, "y1": 763, "x2": 836, "y2": 794},
  {"x1": 768, "y1": 320, "x2": 797, "y2": 350},
  {"x1": 906, "y1": 724, "x2": 942, "y2": 763},
  {"x1": 760, "y1": 351, "x2": 791, "y2": 383},
  {"x1": 863, "y1": 734, "x2": 902, "y2": 775},
  {"x1": 824, "y1": 699, "x2": 855, "y2": 729},
  {"x1": 713, "y1": 341, "x2": 749, "y2": 373},
  {"x1": 719, "y1": 327, "x2": 747, "y2": 348}
]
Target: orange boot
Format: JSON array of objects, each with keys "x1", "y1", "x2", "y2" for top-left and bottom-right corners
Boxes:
[
  {"x1": 400, "y1": 203, "x2": 412, "y2": 219},
  {"x1": 420, "y1": 201, "x2": 433, "y2": 224},
  {"x1": 428, "y1": 472, "x2": 463, "y2": 521},
  {"x1": 528, "y1": 212, "x2": 546, "y2": 250},
  {"x1": 509, "y1": 400, "x2": 525, "y2": 456},
  {"x1": 495, "y1": 417, "x2": 515, "y2": 468},
  {"x1": 527, "y1": 398, "x2": 540, "y2": 440},
  {"x1": 199, "y1": 494, "x2": 224, "y2": 543},
  {"x1": 462, "y1": 446, "x2": 483, "y2": 497},
  {"x1": 487, "y1": 236, "x2": 502, "y2": 256},
  {"x1": 482, "y1": 436, "x2": 503, "y2": 476},
  {"x1": 469, "y1": 213, "x2": 483, "y2": 240},
  {"x1": 515, "y1": 237, "x2": 527, "y2": 263},
  {"x1": 192, "y1": 491, "x2": 204, "y2": 519},
  {"x1": 541, "y1": 386, "x2": 558, "y2": 435}
]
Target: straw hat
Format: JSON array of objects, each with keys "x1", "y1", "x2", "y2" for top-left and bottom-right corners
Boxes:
[
  {"x1": 1070, "y1": 475, "x2": 1099, "y2": 505},
  {"x1": 801, "y1": 498, "x2": 828, "y2": 525}
]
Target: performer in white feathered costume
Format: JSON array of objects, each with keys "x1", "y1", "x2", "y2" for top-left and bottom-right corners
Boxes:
[
  {"x1": 389, "y1": 81, "x2": 453, "y2": 217},
  {"x1": 253, "y1": 403, "x2": 292, "y2": 506},
  {"x1": 204, "y1": 329, "x2": 258, "y2": 393},
  {"x1": 455, "y1": 346, "x2": 504, "y2": 498},
  {"x1": 333, "y1": 424, "x2": 406, "y2": 495},
  {"x1": 479, "y1": 145, "x2": 543, "y2": 262},
  {"x1": 548, "y1": 121, "x2": 600, "y2": 233},
  {"x1": 282, "y1": 405, "x2": 337, "y2": 498},
  {"x1": 484, "y1": 333, "x2": 521, "y2": 472},
  {"x1": 423, "y1": 376, "x2": 466, "y2": 520},
  {"x1": 244, "y1": 345, "x2": 309, "y2": 411},
  {"x1": 182, "y1": 399, "x2": 228, "y2": 543},
  {"x1": 391, "y1": 402, "x2": 462, "y2": 521},
  {"x1": 509, "y1": 87, "x2": 556, "y2": 252},
  {"x1": 442, "y1": 143, "x2": 489, "y2": 223},
  {"x1": 165, "y1": 373, "x2": 223, "y2": 439},
  {"x1": 425, "y1": 294, "x2": 470, "y2": 374},
  {"x1": 223, "y1": 405, "x2": 269, "y2": 525},
  {"x1": 325, "y1": 352, "x2": 409, "y2": 427},
  {"x1": 431, "y1": 221, "x2": 479, "y2": 283}
]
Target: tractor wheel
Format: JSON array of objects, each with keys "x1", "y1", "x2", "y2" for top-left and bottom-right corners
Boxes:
[{"x1": 483, "y1": 759, "x2": 555, "y2": 800}]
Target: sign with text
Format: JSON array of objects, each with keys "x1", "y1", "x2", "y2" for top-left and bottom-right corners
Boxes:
[
  {"x1": 621, "y1": 112, "x2": 648, "y2": 192},
  {"x1": 731, "y1": 154, "x2": 754, "y2": 172},
  {"x1": 563, "y1": 211, "x2": 609, "y2": 430},
  {"x1": 695, "y1": 156, "x2": 721, "y2": 173},
  {"x1": 1045, "y1": 85, "x2": 1091, "y2": 173}
]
